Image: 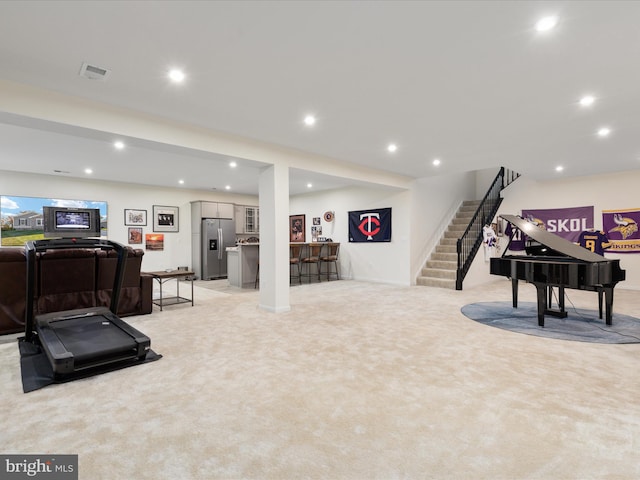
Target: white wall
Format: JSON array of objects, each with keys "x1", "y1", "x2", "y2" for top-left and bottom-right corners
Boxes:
[
  {"x1": 409, "y1": 170, "x2": 478, "y2": 282},
  {"x1": 463, "y1": 169, "x2": 640, "y2": 290},
  {"x1": 0, "y1": 170, "x2": 258, "y2": 273},
  {"x1": 290, "y1": 186, "x2": 411, "y2": 285},
  {"x1": 474, "y1": 167, "x2": 502, "y2": 199}
]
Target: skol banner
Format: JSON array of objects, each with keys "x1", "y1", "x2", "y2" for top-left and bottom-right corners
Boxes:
[
  {"x1": 348, "y1": 207, "x2": 391, "y2": 242},
  {"x1": 521, "y1": 206, "x2": 594, "y2": 242},
  {"x1": 602, "y1": 209, "x2": 640, "y2": 253}
]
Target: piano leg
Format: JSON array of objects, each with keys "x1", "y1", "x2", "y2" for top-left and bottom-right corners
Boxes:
[
  {"x1": 511, "y1": 278, "x2": 518, "y2": 308},
  {"x1": 603, "y1": 286, "x2": 614, "y2": 326},
  {"x1": 598, "y1": 288, "x2": 604, "y2": 319},
  {"x1": 535, "y1": 283, "x2": 546, "y2": 327}
]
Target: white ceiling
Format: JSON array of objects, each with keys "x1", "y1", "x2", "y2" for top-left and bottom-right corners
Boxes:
[{"x1": 0, "y1": 0, "x2": 639, "y2": 195}]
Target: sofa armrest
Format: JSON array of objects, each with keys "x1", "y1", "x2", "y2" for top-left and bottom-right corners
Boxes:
[{"x1": 139, "y1": 273, "x2": 153, "y2": 315}]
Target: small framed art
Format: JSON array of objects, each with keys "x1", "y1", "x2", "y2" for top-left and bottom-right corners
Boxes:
[{"x1": 128, "y1": 227, "x2": 143, "y2": 244}]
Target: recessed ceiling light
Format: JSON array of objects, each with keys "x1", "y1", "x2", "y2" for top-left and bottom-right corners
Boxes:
[
  {"x1": 535, "y1": 16, "x2": 558, "y2": 32},
  {"x1": 307, "y1": 183, "x2": 313, "y2": 188},
  {"x1": 597, "y1": 127, "x2": 611, "y2": 137},
  {"x1": 579, "y1": 95, "x2": 595, "y2": 107},
  {"x1": 168, "y1": 69, "x2": 185, "y2": 83},
  {"x1": 178, "y1": 179, "x2": 185, "y2": 185},
  {"x1": 387, "y1": 143, "x2": 398, "y2": 153},
  {"x1": 303, "y1": 115, "x2": 316, "y2": 126},
  {"x1": 555, "y1": 165, "x2": 564, "y2": 172},
  {"x1": 114, "y1": 141, "x2": 125, "y2": 150},
  {"x1": 225, "y1": 185, "x2": 231, "y2": 190},
  {"x1": 432, "y1": 158, "x2": 441, "y2": 166},
  {"x1": 84, "y1": 168, "x2": 93, "y2": 175},
  {"x1": 229, "y1": 161, "x2": 237, "y2": 168}
]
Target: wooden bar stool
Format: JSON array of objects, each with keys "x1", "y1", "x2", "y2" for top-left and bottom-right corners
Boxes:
[
  {"x1": 289, "y1": 244, "x2": 303, "y2": 284},
  {"x1": 300, "y1": 243, "x2": 323, "y2": 283},
  {"x1": 320, "y1": 242, "x2": 340, "y2": 281}
]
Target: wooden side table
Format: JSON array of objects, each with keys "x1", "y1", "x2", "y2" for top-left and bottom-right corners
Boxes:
[{"x1": 144, "y1": 270, "x2": 195, "y2": 311}]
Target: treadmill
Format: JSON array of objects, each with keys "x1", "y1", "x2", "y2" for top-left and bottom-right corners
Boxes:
[{"x1": 24, "y1": 238, "x2": 151, "y2": 378}]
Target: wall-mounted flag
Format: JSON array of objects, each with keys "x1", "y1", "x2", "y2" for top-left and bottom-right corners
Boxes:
[{"x1": 348, "y1": 207, "x2": 391, "y2": 242}]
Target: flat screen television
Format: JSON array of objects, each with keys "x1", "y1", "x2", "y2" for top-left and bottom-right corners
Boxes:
[{"x1": 43, "y1": 206, "x2": 102, "y2": 238}]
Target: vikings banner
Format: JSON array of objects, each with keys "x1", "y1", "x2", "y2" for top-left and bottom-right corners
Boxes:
[
  {"x1": 602, "y1": 209, "x2": 640, "y2": 253},
  {"x1": 348, "y1": 207, "x2": 392, "y2": 242},
  {"x1": 521, "y1": 206, "x2": 594, "y2": 243}
]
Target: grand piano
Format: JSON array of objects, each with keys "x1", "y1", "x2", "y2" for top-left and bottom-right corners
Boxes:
[{"x1": 490, "y1": 214, "x2": 625, "y2": 327}]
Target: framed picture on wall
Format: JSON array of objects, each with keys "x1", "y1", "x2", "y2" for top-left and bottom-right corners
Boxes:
[
  {"x1": 311, "y1": 225, "x2": 322, "y2": 242},
  {"x1": 290, "y1": 214, "x2": 305, "y2": 242},
  {"x1": 128, "y1": 227, "x2": 143, "y2": 244},
  {"x1": 146, "y1": 233, "x2": 164, "y2": 250},
  {"x1": 153, "y1": 205, "x2": 179, "y2": 232},
  {"x1": 124, "y1": 208, "x2": 147, "y2": 226}
]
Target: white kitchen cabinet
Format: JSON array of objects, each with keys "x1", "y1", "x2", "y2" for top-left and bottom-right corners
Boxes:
[{"x1": 235, "y1": 205, "x2": 259, "y2": 234}]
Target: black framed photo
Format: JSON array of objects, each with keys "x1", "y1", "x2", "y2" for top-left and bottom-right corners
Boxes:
[
  {"x1": 153, "y1": 205, "x2": 179, "y2": 232},
  {"x1": 124, "y1": 208, "x2": 147, "y2": 226},
  {"x1": 290, "y1": 214, "x2": 305, "y2": 242}
]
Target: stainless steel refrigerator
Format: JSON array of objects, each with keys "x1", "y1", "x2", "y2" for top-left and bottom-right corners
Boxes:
[{"x1": 201, "y1": 218, "x2": 235, "y2": 280}]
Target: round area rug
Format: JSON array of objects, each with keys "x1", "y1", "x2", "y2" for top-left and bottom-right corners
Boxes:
[{"x1": 461, "y1": 301, "x2": 640, "y2": 344}]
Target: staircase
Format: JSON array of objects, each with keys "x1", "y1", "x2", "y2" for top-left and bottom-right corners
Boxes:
[{"x1": 416, "y1": 200, "x2": 481, "y2": 289}]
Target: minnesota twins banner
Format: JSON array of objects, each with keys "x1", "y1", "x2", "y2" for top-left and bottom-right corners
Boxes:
[
  {"x1": 521, "y1": 206, "x2": 594, "y2": 243},
  {"x1": 349, "y1": 207, "x2": 391, "y2": 242},
  {"x1": 602, "y1": 209, "x2": 640, "y2": 253}
]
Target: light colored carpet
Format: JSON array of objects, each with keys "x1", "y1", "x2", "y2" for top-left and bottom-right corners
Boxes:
[{"x1": 1, "y1": 279, "x2": 640, "y2": 479}]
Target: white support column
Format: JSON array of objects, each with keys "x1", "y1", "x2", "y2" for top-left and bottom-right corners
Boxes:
[{"x1": 258, "y1": 164, "x2": 291, "y2": 312}]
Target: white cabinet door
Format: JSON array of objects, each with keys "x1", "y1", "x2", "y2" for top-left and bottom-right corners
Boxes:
[
  {"x1": 201, "y1": 202, "x2": 218, "y2": 218},
  {"x1": 245, "y1": 206, "x2": 259, "y2": 233},
  {"x1": 217, "y1": 202, "x2": 234, "y2": 219},
  {"x1": 234, "y1": 205, "x2": 244, "y2": 234}
]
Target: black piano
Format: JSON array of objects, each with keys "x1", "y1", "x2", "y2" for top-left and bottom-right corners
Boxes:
[{"x1": 490, "y1": 214, "x2": 625, "y2": 327}]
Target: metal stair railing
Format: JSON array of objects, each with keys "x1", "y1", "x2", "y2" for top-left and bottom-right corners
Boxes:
[{"x1": 455, "y1": 167, "x2": 518, "y2": 290}]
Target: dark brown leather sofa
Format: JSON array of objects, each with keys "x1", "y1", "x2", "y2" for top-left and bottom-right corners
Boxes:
[
  {"x1": 0, "y1": 246, "x2": 152, "y2": 336},
  {"x1": 0, "y1": 248, "x2": 28, "y2": 336},
  {"x1": 96, "y1": 249, "x2": 152, "y2": 316}
]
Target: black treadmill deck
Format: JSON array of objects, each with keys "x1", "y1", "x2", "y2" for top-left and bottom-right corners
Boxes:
[
  {"x1": 36, "y1": 307, "x2": 151, "y2": 375},
  {"x1": 47, "y1": 314, "x2": 138, "y2": 364}
]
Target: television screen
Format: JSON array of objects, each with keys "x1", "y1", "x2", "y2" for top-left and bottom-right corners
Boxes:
[
  {"x1": 43, "y1": 206, "x2": 101, "y2": 238},
  {"x1": 56, "y1": 210, "x2": 91, "y2": 229}
]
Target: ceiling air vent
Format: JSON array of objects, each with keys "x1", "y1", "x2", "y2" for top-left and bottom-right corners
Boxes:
[{"x1": 79, "y1": 62, "x2": 111, "y2": 81}]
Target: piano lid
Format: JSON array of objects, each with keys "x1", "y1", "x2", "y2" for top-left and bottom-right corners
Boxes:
[{"x1": 501, "y1": 214, "x2": 608, "y2": 263}]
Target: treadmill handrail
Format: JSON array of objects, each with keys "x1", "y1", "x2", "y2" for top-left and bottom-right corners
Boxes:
[{"x1": 24, "y1": 238, "x2": 127, "y2": 342}]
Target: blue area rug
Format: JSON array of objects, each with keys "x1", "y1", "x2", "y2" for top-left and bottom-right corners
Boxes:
[{"x1": 461, "y1": 301, "x2": 640, "y2": 344}]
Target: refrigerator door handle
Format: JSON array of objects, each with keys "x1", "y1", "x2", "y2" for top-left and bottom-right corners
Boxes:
[{"x1": 218, "y1": 227, "x2": 223, "y2": 260}]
